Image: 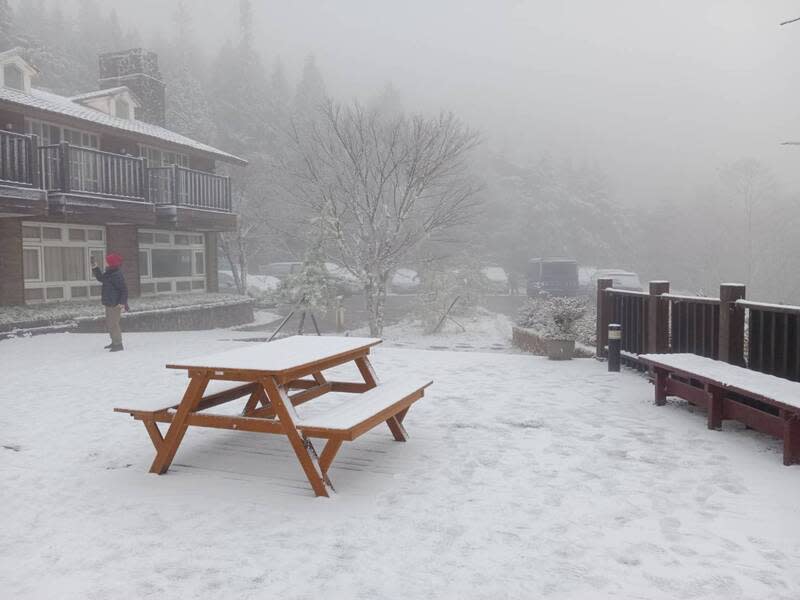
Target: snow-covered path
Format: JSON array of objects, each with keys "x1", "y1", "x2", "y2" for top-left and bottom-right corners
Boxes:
[{"x1": 2, "y1": 330, "x2": 799, "y2": 599}]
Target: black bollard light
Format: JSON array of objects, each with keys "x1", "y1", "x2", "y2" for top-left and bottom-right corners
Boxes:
[{"x1": 608, "y1": 323, "x2": 621, "y2": 372}]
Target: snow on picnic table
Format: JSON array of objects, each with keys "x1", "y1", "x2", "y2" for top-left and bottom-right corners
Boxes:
[{"x1": 2, "y1": 329, "x2": 800, "y2": 599}]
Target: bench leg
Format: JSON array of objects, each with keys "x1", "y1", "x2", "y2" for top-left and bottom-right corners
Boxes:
[
  {"x1": 707, "y1": 384, "x2": 723, "y2": 430},
  {"x1": 143, "y1": 419, "x2": 165, "y2": 451},
  {"x1": 654, "y1": 368, "x2": 668, "y2": 406},
  {"x1": 386, "y1": 415, "x2": 409, "y2": 441},
  {"x1": 149, "y1": 371, "x2": 210, "y2": 475},
  {"x1": 262, "y1": 376, "x2": 332, "y2": 497},
  {"x1": 783, "y1": 411, "x2": 800, "y2": 466},
  {"x1": 319, "y1": 438, "x2": 343, "y2": 474}
]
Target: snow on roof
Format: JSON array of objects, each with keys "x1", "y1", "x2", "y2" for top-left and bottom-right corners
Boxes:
[
  {"x1": 0, "y1": 85, "x2": 246, "y2": 166},
  {"x1": 70, "y1": 86, "x2": 140, "y2": 106}
]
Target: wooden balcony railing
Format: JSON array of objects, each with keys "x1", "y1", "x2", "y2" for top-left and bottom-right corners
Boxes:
[
  {"x1": 35, "y1": 143, "x2": 233, "y2": 212},
  {"x1": 39, "y1": 142, "x2": 147, "y2": 200},
  {"x1": 148, "y1": 164, "x2": 232, "y2": 212},
  {"x1": 0, "y1": 130, "x2": 38, "y2": 187}
]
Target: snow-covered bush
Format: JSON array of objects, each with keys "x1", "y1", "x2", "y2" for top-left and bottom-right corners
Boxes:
[
  {"x1": 517, "y1": 294, "x2": 595, "y2": 343},
  {"x1": 281, "y1": 248, "x2": 333, "y2": 311}
]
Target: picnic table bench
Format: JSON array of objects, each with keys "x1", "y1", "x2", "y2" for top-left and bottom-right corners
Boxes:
[
  {"x1": 639, "y1": 353, "x2": 800, "y2": 466},
  {"x1": 115, "y1": 336, "x2": 432, "y2": 496}
]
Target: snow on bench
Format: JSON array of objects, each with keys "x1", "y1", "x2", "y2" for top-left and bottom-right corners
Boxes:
[
  {"x1": 296, "y1": 377, "x2": 432, "y2": 440},
  {"x1": 639, "y1": 353, "x2": 800, "y2": 411},
  {"x1": 115, "y1": 379, "x2": 258, "y2": 415}
]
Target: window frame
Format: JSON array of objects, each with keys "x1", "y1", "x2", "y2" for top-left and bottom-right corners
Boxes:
[
  {"x1": 22, "y1": 222, "x2": 106, "y2": 303},
  {"x1": 138, "y1": 229, "x2": 206, "y2": 296}
]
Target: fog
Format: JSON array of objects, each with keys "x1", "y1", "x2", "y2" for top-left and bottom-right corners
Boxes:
[{"x1": 108, "y1": 0, "x2": 800, "y2": 203}]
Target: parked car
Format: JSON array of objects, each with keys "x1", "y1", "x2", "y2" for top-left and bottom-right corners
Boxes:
[
  {"x1": 481, "y1": 266, "x2": 509, "y2": 294},
  {"x1": 526, "y1": 258, "x2": 580, "y2": 297},
  {"x1": 261, "y1": 262, "x2": 303, "y2": 279},
  {"x1": 391, "y1": 268, "x2": 420, "y2": 294},
  {"x1": 591, "y1": 269, "x2": 643, "y2": 292}
]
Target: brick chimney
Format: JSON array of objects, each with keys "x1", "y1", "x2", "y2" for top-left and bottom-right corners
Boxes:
[{"x1": 98, "y1": 48, "x2": 166, "y2": 127}]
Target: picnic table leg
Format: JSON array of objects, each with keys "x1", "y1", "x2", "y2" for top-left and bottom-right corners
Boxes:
[
  {"x1": 707, "y1": 384, "x2": 723, "y2": 430},
  {"x1": 782, "y1": 411, "x2": 800, "y2": 466},
  {"x1": 355, "y1": 356, "x2": 379, "y2": 388},
  {"x1": 356, "y1": 355, "x2": 407, "y2": 440},
  {"x1": 241, "y1": 385, "x2": 270, "y2": 417},
  {"x1": 654, "y1": 368, "x2": 668, "y2": 406},
  {"x1": 149, "y1": 371, "x2": 210, "y2": 475},
  {"x1": 262, "y1": 376, "x2": 332, "y2": 497},
  {"x1": 318, "y1": 438, "x2": 343, "y2": 474}
]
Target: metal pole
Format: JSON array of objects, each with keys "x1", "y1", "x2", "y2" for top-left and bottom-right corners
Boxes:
[{"x1": 608, "y1": 323, "x2": 621, "y2": 372}]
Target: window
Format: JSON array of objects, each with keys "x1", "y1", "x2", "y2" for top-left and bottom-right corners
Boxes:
[
  {"x1": 23, "y1": 248, "x2": 40, "y2": 281},
  {"x1": 42, "y1": 227, "x2": 61, "y2": 241},
  {"x1": 140, "y1": 145, "x2": 189, "y2": 168},
  {"x1": 89, "y1": 249, "x2": 105, "y2": 277},
  {"x1": 138, "y1": 229, "x2": 206, "y2": 295},
  {"x1": 22, "y1": 225, "x2": 40, "y2": 240},
  {"x1": 139, "y1": 251, "x2": 149, "y2": 277},
  {"x1": 26, "y1": 119, "x2": 98, "y2": 148},
  {"x1": 44, "y1": 247, "x2": 86, "y2": 282},
  {"x1": 152, "y1": 249, "x2": 192, "y2": 278},
  {"x1": 4, "y1": 64, "x2": 24, "y2": 90},
  {"x1": 115, "y1": 98, "x2": 130, "y2": 119},
  {"x1": 22, "y1": 223, "x2": 106, "y2": 303},
  {"x1": 194, "y1": 251, "x2": 205, "y2": 276}
]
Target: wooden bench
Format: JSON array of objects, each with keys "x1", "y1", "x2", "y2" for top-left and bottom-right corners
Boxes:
[{"x1": 639, "y1": 353, "x2": 800, "y2": 466}]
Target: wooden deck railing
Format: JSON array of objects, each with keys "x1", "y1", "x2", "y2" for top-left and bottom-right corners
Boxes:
[
  {"x1": 741, "y1": 300, "x2": 800, "y2": 381},
  {"x1": 596, "y1": 278, "x2": 800, "y2": 381},
  {"x1": 148, "y1": 164, "x2": 231, "y2": 212},
  {"x1": 0, "y1": 130, "x2": 38, "y2": 186},
  {"x1": 39, "y1": 142, "x2": 147, "y2": 200}
]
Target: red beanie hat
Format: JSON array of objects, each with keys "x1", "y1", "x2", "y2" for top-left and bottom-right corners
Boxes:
[{"x1": 106, "y1": 253, "x2": 123, "y2": 268}]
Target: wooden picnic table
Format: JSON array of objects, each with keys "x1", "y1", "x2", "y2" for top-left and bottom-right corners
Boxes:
[{"x1": 116, "y1": 336, "x2": 432, "y2": 496}]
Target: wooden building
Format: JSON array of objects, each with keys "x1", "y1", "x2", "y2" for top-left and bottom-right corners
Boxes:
[{"x1": 0, "y1": 47, "x2": 247, "y2": 305}]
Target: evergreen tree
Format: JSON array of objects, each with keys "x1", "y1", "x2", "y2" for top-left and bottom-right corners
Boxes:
[
  {"x1": 0, "y1": 0, "x2": 14, "y2": 51},
  {"x1": 293, "y1": 54, "x2": 326, "y2": 118}
]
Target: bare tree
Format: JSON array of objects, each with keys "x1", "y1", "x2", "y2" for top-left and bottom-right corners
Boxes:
[
  {"x1": 283, "y1": 100, "x2": 481, "y2": 335},
  {"x1": 719, "y1": 158, "x2": 776, "y2": 287}
]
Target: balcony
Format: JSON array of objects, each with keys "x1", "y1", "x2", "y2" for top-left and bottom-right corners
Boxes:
[
  {"x1": 148, "y1": 165, "x2": 232, "y2": 212},
  {"x1": 36, "y1": 143, "x2": 234, "y2": 229},
  {"x1": 0, "y1": 130, "x2": 47, "y2": 216}
]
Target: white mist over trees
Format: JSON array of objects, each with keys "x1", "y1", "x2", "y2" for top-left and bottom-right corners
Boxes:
[{"x1": 5, "y1": 0, "x2": 800, "y2": 312}]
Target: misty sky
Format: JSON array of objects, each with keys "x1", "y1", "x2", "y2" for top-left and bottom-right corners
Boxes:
[{"x1": 104, "y1": 0, "x2": 800, "y2": 203}]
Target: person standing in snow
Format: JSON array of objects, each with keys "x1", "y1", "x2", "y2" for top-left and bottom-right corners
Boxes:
[{"x1": 91, "y1": 253, "x2": 129, "y2": 352}]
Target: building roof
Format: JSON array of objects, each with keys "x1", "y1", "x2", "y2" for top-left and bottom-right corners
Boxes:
[
  {"x1": 0, "y1": 84, "x2": 247, "y2": 166},
  {"x1": 69, "y1": 86, "x2": 138, "y2": 103}
]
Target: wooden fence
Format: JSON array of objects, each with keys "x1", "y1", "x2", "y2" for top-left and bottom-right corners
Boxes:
[{"x1": 596, "y1": 279, "x2": 800, "y2": 381}]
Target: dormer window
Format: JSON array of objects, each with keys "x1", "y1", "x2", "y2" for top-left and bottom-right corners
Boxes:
[
  {"x1": 115, "y1": 97, "x2": 130, "y2": 119},
  {"x1": 4, "y1": 64, "x2": 23, "y2": 90}
]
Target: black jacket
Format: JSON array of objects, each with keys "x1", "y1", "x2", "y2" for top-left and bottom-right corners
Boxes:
[{"x1": 92, "y1": 266, "x2": 128, "y2": 307}]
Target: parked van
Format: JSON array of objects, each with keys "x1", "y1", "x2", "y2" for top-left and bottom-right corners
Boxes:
[
  {"x1": 591, "y1": 269, "x2": 643, "y2": 292},
  {"x1": 526, "y1": 258, "x2": 580, "y2": 297}
]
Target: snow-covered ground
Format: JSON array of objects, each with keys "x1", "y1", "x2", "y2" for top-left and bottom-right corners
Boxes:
[{"x1": 2, "y1": 326, "x2": 800, "y2": 599}]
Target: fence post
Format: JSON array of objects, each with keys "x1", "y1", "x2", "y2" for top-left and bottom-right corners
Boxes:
[
  {"x1": 172, "y1": 163, "x2": 180, "y2": 205},
  {"x1": 647, "y1": 280, "x2": 670, "y2": 353},
  {"x1": 59, "y1": 141, "x2": 71, "y2": 193},
  {"x1": 28, "y1": 134, "x2": 39, "y2": 187},
  {"x1": 139, "y1": 157, "x2": 149, "y2": 202},
  {"x1": 596, "y1": 278, "x2": 613, "y2": 358},
  {"x1": 719, "y1": 283, "x2": 746, "y2": 366}
]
